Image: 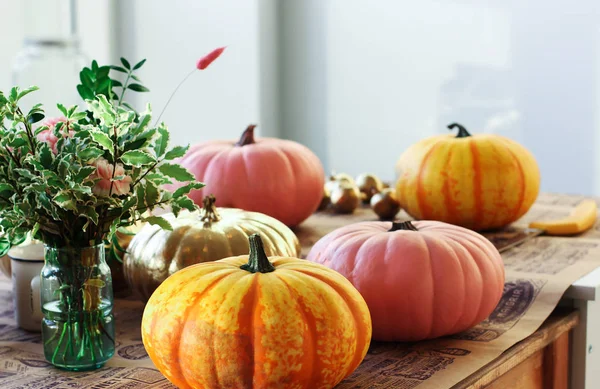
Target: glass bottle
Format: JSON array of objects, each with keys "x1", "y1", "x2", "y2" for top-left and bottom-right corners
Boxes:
[
  {"x1": 40, "y1": 244, "x2": 115, "y2": 370},
  {"x1": 12, "y1": 0, "x2": 87, "y2": 117}
]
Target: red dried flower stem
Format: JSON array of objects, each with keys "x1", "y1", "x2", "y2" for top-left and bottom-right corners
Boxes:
[
  {"x1": 153, "y1": 46, "x2": 226, "y2": 127},
  {"x1": 153, "y1": 69, "x2": 196, "y2": 126}
]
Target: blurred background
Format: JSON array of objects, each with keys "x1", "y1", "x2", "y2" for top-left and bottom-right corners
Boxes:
[{"x1": 1, "y1": 0, "x2": 599, "y2": 195}]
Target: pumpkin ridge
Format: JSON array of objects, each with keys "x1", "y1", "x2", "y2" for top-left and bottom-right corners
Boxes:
[
  {"x1": 287, "y1": 143, "x2": 325, "y2": 226},
  {"x1": 240, "y1": 145, "x2": 275, "y2": 214},
  {"x1": 505, "y1": 138, "x2": 540, "y2": 219},
  {"x1": 274, "y1": 258, "x2": 340, "y2": 271},
  {"x1": 436, "y1": 230, "x2": 494, "y2": 326},
  {"x1": 242, "y1": 215, "x2": 298, "y2": 252},
  {"x1": 347, "y1": 233, "x2": 382, "y2": 285},
  {"x1": 237, "y1": 275, "x2": 259, "y2": 388},
  {"x1": 193, "y1": 270, "x2": 251, "y2": 388},
  {"x1": 234, "y1": 145, "x2": 250, "y2": 209},
  {"x1": 126, "y1": 224, "x2": 165, "y2": 298},
  {"x1": 279, "y1": 148, "x2": 300, "y2": 223},
  {"x1": 339, "y1": 230, "x2": 374, "y2": 261},
  {"x1": 180, "y1": 145, "x2": 222, "y2": 200},
  {"x1": 308, "y1": 230, "x2": 349, "y2": 270},
  {"x1": 171, "y1": 224, "x2": 195, "y2": 269},
  {"x1": 239, "y1": 217, "x2": 299, "y2": 257},
  {"x1": 416, "y1": 140, "x2": 444, "y2": 219},
  {"x1": 172, "y1": 270, "x2": 236, "y2": 388},
  {"x1": 419, "y1": 233, "x2": 437, "y2": 339},
  {"x1": 469, "y1": 140, "x2": 483, "y2": 230},
  {"x1": 440, "y1": 145, "x2": 459, "y2": 225},
  {"x1": 438, "y1": 236, "x2": 469, "y2": 335},
  {"x1": 488, "y1": 139, "x2": 514, "y2": 229},
  {"x1": 501, "y1": 139, "x2": 527, "y2": 226},
  {"x1": 292, "y1": 268, "x2": 370, "y2": 379},
  {"x1": 204, "y1": 147, "x2": 232, "y2": 200},
  {"x1": 483, "y1": 140, "x2": 504, "y2": 229},
  {"x1": 274, "y1": 272, "x2": 318, "y2": 388}
]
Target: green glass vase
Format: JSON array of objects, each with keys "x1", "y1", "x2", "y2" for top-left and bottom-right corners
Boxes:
[{"x1": 40, "y1": 244, "x2": 115, "y2": 370}]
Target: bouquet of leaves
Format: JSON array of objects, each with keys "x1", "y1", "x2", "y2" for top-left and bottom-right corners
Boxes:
[
  {"x1": 0, "y1": 51, "x2": 229, "y2": 255},
  {"x1": 0, "y1": 47, "x2": 225, "y2": 367}
]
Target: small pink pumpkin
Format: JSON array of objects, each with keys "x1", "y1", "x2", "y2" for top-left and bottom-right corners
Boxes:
[
  {"x1": 306, "y1": 220, "x2": 505, "y2": 341},
  {"x1": 168, "y1": 125, "x2": 324, "y2": 227}
]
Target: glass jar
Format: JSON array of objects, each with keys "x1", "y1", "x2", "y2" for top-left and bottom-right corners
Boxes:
[
  {"x1": 12, "y1": 0, "x2": 87, "y2": 117},
  {"x1": 40, "y1": 244, "x2": 115, "y2": 370}
]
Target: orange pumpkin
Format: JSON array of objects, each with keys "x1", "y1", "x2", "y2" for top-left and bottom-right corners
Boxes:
[
  {"x1": 142, "y1": 234, "x2": 372, "y2": 389},
  {"x1": 395, "y1": 123, "x2": 540, "y2": 231},
  {"x1": 306, "y1": 220, "x2": 505, "y2": 342},
  {"x1": 167, "y1": 125, "x2": 325, "y2": 227}
]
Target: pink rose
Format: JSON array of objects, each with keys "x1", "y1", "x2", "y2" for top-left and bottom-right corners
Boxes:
[
  {"x1": 90, "y1": 157, "x2": 132, "y2": 197},
  {"x1": 36, "y1": 116, "x2": 73, "y2": 154}
]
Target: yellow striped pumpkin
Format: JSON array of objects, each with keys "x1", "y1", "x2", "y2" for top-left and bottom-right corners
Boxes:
[
  {"x1": 141, "y1": 234, "x2": 372, "y2": 389},
  {"x1": 395, "y1": 123, "x2": 540, "y2": 231}
]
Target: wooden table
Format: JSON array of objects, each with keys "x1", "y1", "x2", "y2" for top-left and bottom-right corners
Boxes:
[
  {"x1": 0, "y1": 274, "x2": 580, "y2": 389},
  {"x1": 455, "y1": 309, "x2": 578, "y2": 389},
  {"x1": 1, "y1": 192, "x2": 598, "y2": 388}
]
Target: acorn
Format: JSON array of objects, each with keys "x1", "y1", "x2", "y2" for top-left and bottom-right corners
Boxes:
[
  {"x1": 331, "y1": 172, "x2": 355, "y2": 185},
  {"x1": 370, "y1": 188, "x2": 401, "y2": 220},
  {"x1": 325, "y1": 171, "x2": 355, "y2": 194},
  {"x1": 356, "y1": 173, "x2": 384, "y2": 203},
  {"x1": 318, "y1": 186, "x2": 331, "y2": 211},
  {"x1": 330, "y1": 182, "x2": 360, "y2": 214}
]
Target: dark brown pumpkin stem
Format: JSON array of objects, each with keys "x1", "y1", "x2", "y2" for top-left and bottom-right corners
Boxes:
[
  {"x1": 241, "y1": 234, "x2": 276, "y2": 274},
  {"x1": 235, "y1": 124, "x2": 257, "y2": 146},
  {"x1": 447, "y1": 123, "x2": 471, "y2": 138},
  {"x1": 389, "y1": 221, "x2": 418, "y2": 232},
  {"x1": 200, "y1": 194, "x2": 221, "y2": 223}
]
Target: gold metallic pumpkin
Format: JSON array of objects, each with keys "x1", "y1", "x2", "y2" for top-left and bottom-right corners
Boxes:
[{"x1": 123, "y1": 195, "x2": 301, "y2": 301}]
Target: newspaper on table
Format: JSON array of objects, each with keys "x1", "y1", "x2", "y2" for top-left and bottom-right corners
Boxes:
[
  {"x1": 1, "y1": 192, "x2": 599, "y2": 388},
  {"x1": 0, "y1": 279, "x2": 177, "y2": 389}
]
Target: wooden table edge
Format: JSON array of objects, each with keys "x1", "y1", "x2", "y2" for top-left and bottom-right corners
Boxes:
[{"x1": 453, "y1": 309, "x2": 580, "y2": 389}]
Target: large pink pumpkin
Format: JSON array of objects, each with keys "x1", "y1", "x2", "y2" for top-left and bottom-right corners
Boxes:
[
  {"x1": 169, "y1": 125, "x2": 325, "y2": 227},
  {"x1": 306, "y1": 220, "x2": 505, "y2": 341}
]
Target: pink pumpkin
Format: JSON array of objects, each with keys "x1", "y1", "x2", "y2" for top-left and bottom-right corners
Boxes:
[
  {"x1": 306, "y1": 220, "x2": 505, "y2": 341},
  {"x1": 169, "y1": 125, "x2": 324, "y2": 227}
]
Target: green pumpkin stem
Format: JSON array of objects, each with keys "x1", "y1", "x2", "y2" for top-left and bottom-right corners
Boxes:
[
  {"x1": 447, "y1": 123, "x2": 471, "y2": 138},
  {"x1": 235, "y1": 124, "x2": 257, "y2": 146},
  {"x1": 241, "y1": 234, "x2": 276, "y2": 274},
  {"x1": 389, "y1": 221, "x2": 418, "y2": 232},
  {"x1": 200, "y1": 194, "x2": 221, "y2": 223}
]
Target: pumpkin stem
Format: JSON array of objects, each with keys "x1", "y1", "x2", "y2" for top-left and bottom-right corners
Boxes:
[
  {"x1": 389, "y1": 221, "x2": 418, "y2": 232},
  {"x1": 241, "y1": 234, "x2": 276, "y2": 274},
  {"x1": 200, "y1": 194, "x2": 221, "y2": 223},
  {"x1": 447, "y1": 123, "x2": 471, "y2": 138},
  {"x1": 235, "y1": 124, "x2": 257, "y2": 146}
]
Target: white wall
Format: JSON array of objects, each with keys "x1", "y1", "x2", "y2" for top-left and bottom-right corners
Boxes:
[
  {"x1": 3, "y1": 1, "x2": 600, "y2": 196},
  {"x1": 325, "y1": 1, "x2": 512, "y2": 180},
  {"x1": 278, "y1": 0, "x2": 600, "y2": 196},
  {"x1": 0, "y1": 1, "x2": 25, "y2": 92},
  {"x1": 0, "y1": 0, "x2": 262, "y2": 149},
  {"x1": 116, "y1": 0, "x2": 263, "y2": 148}
]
